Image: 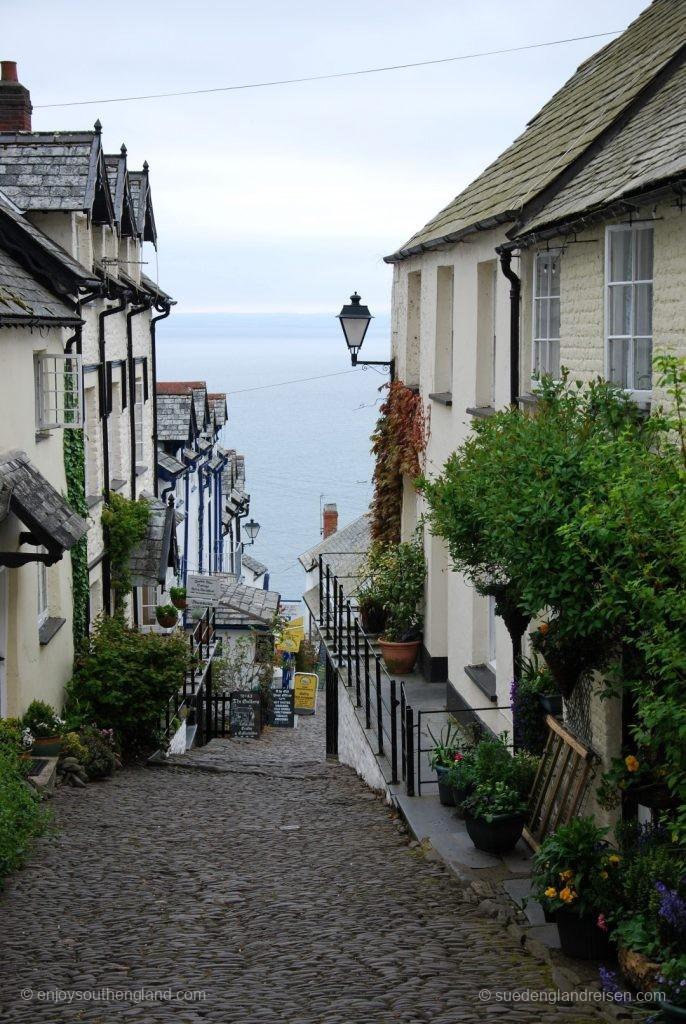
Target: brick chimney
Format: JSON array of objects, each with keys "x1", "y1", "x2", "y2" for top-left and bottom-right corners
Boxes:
[
  {"x1": 322, "y1": 503, "x2": 338, "y2": 539},
  {"x1": 0, "y1": 62, "x2": 32, "y2": 132}
]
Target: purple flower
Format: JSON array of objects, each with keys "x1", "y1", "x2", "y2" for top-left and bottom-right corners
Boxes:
[
  {"x1": 599, "y1": 967, "x2": 621, "y2": 995},
  {"x1": 656, "y1": 882, "x2": 686, "y2": 931}
]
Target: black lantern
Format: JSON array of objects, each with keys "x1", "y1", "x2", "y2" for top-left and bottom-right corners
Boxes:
[
  {"x1": 243, "y1": 518, "x2": 260, "y2": 545},
  {"x1": 337, "y1": 292, "x2": 394, "y2": 375}
]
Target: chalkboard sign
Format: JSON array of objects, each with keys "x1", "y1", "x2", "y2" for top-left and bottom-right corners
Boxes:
[
  {"x1": 272, "y1": 688, "x2": 295, "y2": 728},
  {"x1": 229, "y1": 691, "x2": 261, "y2": 739}
]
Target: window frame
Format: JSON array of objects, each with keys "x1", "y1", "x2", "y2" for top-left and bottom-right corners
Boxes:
[
  {"x1": 37, "y1": 552, "x2": 49, "y2": 628},
  {"x1": 34, "y1": 353, "x2": 83, "y2": 430},
  {"x1": 604, "y1": 224, "x2": 654, "y2": 400},
  {"x1": 532, "y1": 249, "x2": 561, "y2": 381}
]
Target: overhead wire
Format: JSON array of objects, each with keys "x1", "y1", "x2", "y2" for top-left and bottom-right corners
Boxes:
[{"x1": 35, "y1": 32, "x2": 621, "y2": 109}]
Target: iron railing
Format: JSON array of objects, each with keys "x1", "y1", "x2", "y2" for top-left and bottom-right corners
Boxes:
[{"x1": 157, "y1": 606, "x2": 220, "y2": 751}]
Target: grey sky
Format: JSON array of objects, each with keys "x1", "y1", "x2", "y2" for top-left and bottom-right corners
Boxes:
[{"x1": 6, "y1": 1, "x2": 647, "y2": 316}]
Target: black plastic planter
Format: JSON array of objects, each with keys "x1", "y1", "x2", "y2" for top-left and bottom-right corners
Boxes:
[
  {"x1": 464, "y1": 812, "x2": 526, "y2": 854},
  {"x1": 555, "y1": 908, "x2": 614, "y2": 960},
  {"x1": 539, "y1": 692, "x2": 563, "y2": 717},
  {"x1": 434, "y1": 765, "x2": 455, "y2": 806}
]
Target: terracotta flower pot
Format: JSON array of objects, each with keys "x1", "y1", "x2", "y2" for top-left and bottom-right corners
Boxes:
[
  {"x1": 378, "y1": 639, "x2": 420, "y2": 675},
  {"x1": 618, "y1": 947, "x2": 660, "y2": 992}
]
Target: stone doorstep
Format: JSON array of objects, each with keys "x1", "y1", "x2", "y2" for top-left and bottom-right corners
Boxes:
[{"x1": 26, "y1": 756, "x2": 58, "y2": 795}]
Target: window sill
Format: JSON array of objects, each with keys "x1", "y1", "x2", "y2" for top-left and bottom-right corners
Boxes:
[
  {"x1": 135, "y1": 464, "x2": 148, "y2": 476},
  {"x1": 428, "y1": 392, "x2": 453, "y2": 407},
  {"x1": 35, "y1": 430, "x2": 51, "y2": 443},
  {"x1": 39, "y1": 617, "x2": 66, "y2": 646},
  {"x1": 464, "y1": 663, "x2": 497, "y2": 703},
  {"x1": 518, "y1": 392, "x2": 540, "y2": 409},
  {"x1": 466, "y1": 406, "x2": 494, "y2": 419},
  {"x1": 86, "y1": 494, "x2": 103, "y2": 509},
  {"x1": 109, "y1": 478, "x2": 127, "y2": 493}
]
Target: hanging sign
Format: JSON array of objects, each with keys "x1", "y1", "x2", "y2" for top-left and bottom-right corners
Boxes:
[{"x1": 294, "y1": 673, "x2": 318, "y2": 715}]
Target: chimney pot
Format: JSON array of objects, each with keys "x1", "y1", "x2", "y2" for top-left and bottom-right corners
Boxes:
[
  {"x1": 322, "y1": 503, "x2": 338, "y2": 540},
  {"x1": 1, "y1": 62, "x2": 18, "y2": 83}
]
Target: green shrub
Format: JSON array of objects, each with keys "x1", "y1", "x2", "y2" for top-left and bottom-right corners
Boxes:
[
  {"x1": 60, "y1": 730, "x2": 90, "y2": 765},
  {"x1": 0, "y1": 748, "x2": 49, "y2": 884},
  {"x1": 79, "y1": 726, "x2": 116, "y2": 779},
  {"x1": 0, "y1": 718, "x2": 25, "y2": 756},
  {"x1": 66, "y1": 614, "x2": 187, "y2": 752}
]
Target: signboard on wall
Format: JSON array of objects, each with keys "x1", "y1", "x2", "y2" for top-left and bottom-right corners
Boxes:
[{"x1": 186, "y1": 573, "x2": 224, "y2": 606}]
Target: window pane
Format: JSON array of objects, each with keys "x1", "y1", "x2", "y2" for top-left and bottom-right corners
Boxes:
[
  {"x1": 635, "y1": 228, "x2": 653, "y2": 281},
  {"x1": 608, "y1": 284, "x2": 631, "y2": 336},
  {"x1": 609, "y1": 230, "x2": 632, "y2": 282},
  {"x1": 535, "y1": 254, "x2": 548, "y2": 297},
  {"x1": 534, "y1": 298, "x2": 548, "y2": 340},
  {"x1": 533, "y1": 339, "x2": 542, "y2": 375},
  {"x1": 634, "y1": 283, "x2": 653, "y2": 336},
  {"x1": 608, "y1": 338, "x2": 629, "y2": 387},
  {"x1": 634, "y1": 338, "x2": 653, "y2": 391},
  {"x1": 549, "y1": 339, "x2": 560, "y2": 380},
  {"x1": 549, "y1": 297, "x2": 560, "y2": 340}
]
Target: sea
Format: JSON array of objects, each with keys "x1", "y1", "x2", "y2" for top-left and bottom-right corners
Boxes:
[{"x1": 156, "y1": 313, "x2": 391, "y2": 607}]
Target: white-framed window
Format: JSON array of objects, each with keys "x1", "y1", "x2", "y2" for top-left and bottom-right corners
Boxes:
[
  {"x1": 140, "y1": 585, "x2": 159, "y2": 629},
  {"x1": 37, "y1": 551, "x2": 48, "y2": 628},
  {"x1": 34, "y1": 353, "x2": 83, "y2": 429},
  {"x1": 487, "y1": 594, "x2": 497, "y2": 671},
  {"x1": 606, "y1": 225, "x2": 653, "y2": 394},
  {"x1": 134, "y1": 377, "x2": 144, "y2": 464},
  {"x1": 533, "y1": 250, "x2": 561, "y2": 379}
]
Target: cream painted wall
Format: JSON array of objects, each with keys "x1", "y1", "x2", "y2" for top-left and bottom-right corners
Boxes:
[
  {"x1": 0, "y1": 327, "x2": 76, "y2": 716},
  {"x1": 391, "y1": 226, "x2": 519, "y2": 728}
]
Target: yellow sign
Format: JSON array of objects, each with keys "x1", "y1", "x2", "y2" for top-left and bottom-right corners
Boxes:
[
  {"x1": 294, "y1": 672, "x2": 318, "y2": 715},
  {"x1": 276, "y1": 634, "x2": 301, "y2": 653}
]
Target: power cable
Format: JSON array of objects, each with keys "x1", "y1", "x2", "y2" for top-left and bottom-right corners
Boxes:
[
  {"x1": 225, "y1": 368, "x2": 361, "y2": 395},
  {"x1": 35, "y1": 32, "x2": 621, "y2": 109}
]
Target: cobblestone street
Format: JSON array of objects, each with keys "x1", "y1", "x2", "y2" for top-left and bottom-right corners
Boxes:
[{"x1": 0, "y1": 709, "x2": 603, "y2": 1023}]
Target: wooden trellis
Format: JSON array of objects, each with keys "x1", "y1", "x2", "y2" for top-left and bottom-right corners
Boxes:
[{"x1": 523, "y1": 715, "x2": 599, "y2": 851}]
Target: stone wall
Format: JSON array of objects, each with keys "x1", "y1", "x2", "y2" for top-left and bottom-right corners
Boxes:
[{"x1": 336, "y1": 678, "x2": 391, "y2": 800}]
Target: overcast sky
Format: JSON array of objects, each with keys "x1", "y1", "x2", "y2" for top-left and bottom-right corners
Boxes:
[{"x1": 6, "y1": 1, "x2": 648, "y2": 315}]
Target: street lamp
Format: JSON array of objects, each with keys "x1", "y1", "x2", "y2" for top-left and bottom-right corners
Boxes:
[
  {"x1": 337, "y1": 292, "x2": 394, "y2": 376},
  {"x1": 243, "y1": 518, "x2": 260, "y2": 545}
]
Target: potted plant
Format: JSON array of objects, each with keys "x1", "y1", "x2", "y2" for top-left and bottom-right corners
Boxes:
[
  {"x1": 597, "y1": 751, "x2": 676, "y2": 812},
  {"x1": 428, "y1": 722, "x2": 464, "y2": 806},
  {"x1": 462, "y1": 781, "x2": 528, "y2": 853},
  {"x1": 531, "y1": 817, "x2": 621, "y2": 960},
  {"x1": 156, "y1": 604, "x2": 179, "y2": 628},
  {"x1": 356, "y1": 584, "x2": 387, "y2": 635},
  {"x1": 169, "y1": 585, "x2": 187, "y2": 610},
  {"x1": 374, "y1": 537, "x2": 426, "y2": 674},
  {"x1": 21, "y1": 699, "x2": 64, "y2": 757}
]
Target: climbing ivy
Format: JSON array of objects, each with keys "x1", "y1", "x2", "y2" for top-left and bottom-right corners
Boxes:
[
  {"x1": 63, "y1": 428, "x2": 89, "y2": 651},
  {"x1": 101, "y1": 493, "x2": 150, "y2": 609},
  {"x1": 369, "y1": 380, "x2": 429, "y2": 547}
]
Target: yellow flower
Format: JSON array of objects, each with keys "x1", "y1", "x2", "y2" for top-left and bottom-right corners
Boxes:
[
  {"x1": 599, "y1": 871, "x2": 609, "y2": 880},
  {"x1": 559, "y1": 870, "x2": 574, "y2": 881},
  {"x1": 559, "y1": 887, "x2": 576, "y2": 904},
  {"x1": 625, "y1": 755, "x2": 640, "y2": 773},
  {"x1": 608, "y1": 854, "x2": 621, "y2": 866},
  {"x1": 544, "y1": 887, "x2": 558, "y2": 899}
]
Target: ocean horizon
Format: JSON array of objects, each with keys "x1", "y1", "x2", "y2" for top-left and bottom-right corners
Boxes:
[{"x1": 156, "y1": 311, "x2": 392, "y2": 604}]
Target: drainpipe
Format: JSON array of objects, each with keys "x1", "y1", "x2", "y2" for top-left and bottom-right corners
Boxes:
[
  {"x1": 99, "y1": 294, "x2": 128, "y2": 615},
  {"x1": 213, "y1": 454, "x2": 228, "y2": 571},
  {"x1": 198, "y1": 461, "x2": 205, "y2": 574},
  {"x1": 150, "y1": 301, "x2": 174, "y2": 498},
  {"x1": 127, "y1": 301, "x2": 152, "y2": 500},
  {"x1": 499, "y1": 250, "x2": 521, "y2": 408},
  {"x1": 183, "y1": 461, "x2": 191, "y2": 587}
]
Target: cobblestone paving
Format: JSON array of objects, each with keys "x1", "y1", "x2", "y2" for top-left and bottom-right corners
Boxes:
[{"x1": 0, "y1": 708, "x2": 604, "y2": 1023}]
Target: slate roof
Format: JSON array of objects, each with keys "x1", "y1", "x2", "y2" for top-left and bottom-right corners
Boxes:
[
  {"x1": 514, "y1": 56, "x2": 686, "y2": 238},
  {"x1": 0, "y1": 128, "x2": 113, "y2": 221},
  {"x1": 0, "y1": 190, "x2": 100, "y2": 291},
  {"x1": 216, "y1": 578, "x2": 280, "y2": 627},
  {"x1": 0, "y1": 247, "x2": 82, "y2": 325},
  {"x1": 208, "y1": 394, "x2": 228, "y2": 428},
  {"x1": 104, "y1": 149, "x2": 138, "y2": 237},
  {"x1": 298, "y1": 514, "x2": 371, "y2": 585},
  {"x1": 156, "y1": 392, "x2": 197, "y2": 443},
  {"x1": 140, "y1": 273, "x2": 173, "y2": 303},
  {"x1": 128, "y1": 166, "x2": 157, "y2": 246},
  {"x1": 128, "y1": 497, "x2": 176, "y2": 587},
  {"x1": 0, "y1": 449, "x2": 88, "y2": 552},
  {"x1": 242, "y1": 553, "x2": 268, "y2": 578},
  {"x1": 386, "y1": 0, "x2": 686, "y2": 261},
  {"x1": 157, "y1": 450, "x2": 186, "y2": 478}
]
